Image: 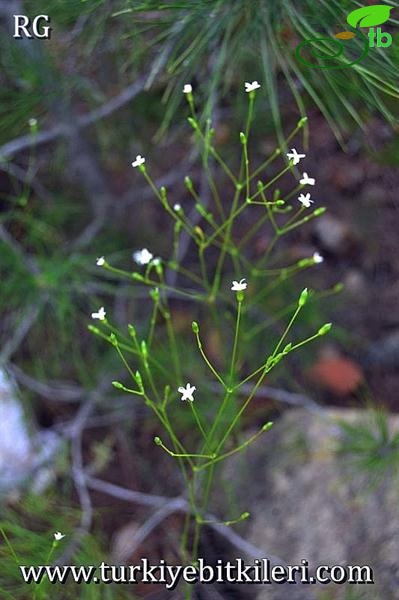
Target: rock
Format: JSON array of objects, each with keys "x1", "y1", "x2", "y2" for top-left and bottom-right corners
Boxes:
[
  {"x1": 313, "y1": 215, "x2": 354, "y2": 255},
  {"x1": 223, "y1": 408, "x2": 399, "y2": 599},
  {"x1": 0, "y1": 369, "x2": 60, "y2": 496},
  {"x1": 365, "y1": 330, "x2": 399, "y2": 370}
]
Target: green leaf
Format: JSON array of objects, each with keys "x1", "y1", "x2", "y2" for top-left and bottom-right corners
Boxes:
[{"x1": 346, "y1": 5, "x2": 394, "y2": 28}]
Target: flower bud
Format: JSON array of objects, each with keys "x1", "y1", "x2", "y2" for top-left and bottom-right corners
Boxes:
[
  {"x1": 298, "y1": 116, "x2": 308, "y2": 127},
  {"x1": 318, "y1": 322, "x2": 332, "y2": 336},
  {"x1": 184, "y1": 176, "x2": 193, "y2": 190},
  {"x1": 262, "y1": 421, "x2": 274, "y2": 431},
  {"x1": 314, "y1": 207, "x2": 326, "y2": 216},
  {"x1": 187, "y1": 117, "x2": 198, "y2": 130},
  {"x1": 298, "y1": 287, "x2": 309, "y2": 307},
  {"x1": 134, "y1": 371, "x2": 144, "y2": 390}
]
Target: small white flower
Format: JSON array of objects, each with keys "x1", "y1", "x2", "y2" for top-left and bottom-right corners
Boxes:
[
  {"x1": 313, "y1": 252, "x2": 324, "y2": 264},
  {"x1": 298, "y1": 193, "x2": 313, "y2": 208},
  {"x1": 131, "y1": 155, "x2": 145, "y2": 168},
  {"x1": 173, "y1": 203, "x2": 181, "y2": 211},
  {"x1": 286, "y1": 148, "x2": 306, "y2": 165},
  {"x1": 231, "y1": 278, "x2": 247, "y2": 292},
  {"x1": 183, "y1": 84, "x2": 192, "y2": 94},
  {"x1": 96, "y1": 256, "x2": 105, "y2": 266},
  {"x1": 300, "y1": 172, "x2": 316, "y2": 186},
  {"x1": 54, "y1": 532, "x2": 65, "y2": 541},
  {"x1": 133, "y1": 248, "x2": 153, "y2": 265},
  {"x1": 245, "y1": 81, "x2": 261, "y2": 93},
  {"x1": 178, "y1": 383, "x2": 196, "y2": 402},
  {"x1": 28, "y1": 118, "x2": 37, "y2": 127},
  {"x1": 91, "y1": 306, "x2": 106, "y2": 321}
]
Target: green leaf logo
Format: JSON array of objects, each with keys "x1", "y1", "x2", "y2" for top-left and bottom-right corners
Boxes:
[{"x1": 347, "y1": 5, "x2": 393, "y2": 28}]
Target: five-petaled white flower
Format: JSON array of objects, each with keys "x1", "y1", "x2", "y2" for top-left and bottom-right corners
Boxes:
[
  {"x1": 173, "y1": 203, "x2": 181, "y2": 211},
  {"x1": 178, "y1": 383, "x2": 196, "y2": 402},
  {"x1": 54, "y1": 532, "x2": 65, "y2": 541},
  {"x1": 300, "y1": 172, "x2": 316, "y2": 186},
  {"x1": 231, "y1": 278, "x2": 247, "y2": 292},
  {"x1": 286, "y1": 148, "x2": 306, "y2": 165},
  {"x1": 298, "y1": 193, "x2": 313, "y2": 208},
  {"x1": 96, "y1": 256, "x2": 105, "y2": 266},
  {"x1": 245, "y1": 81, "x2": 261, "y2": 93},
  {"x1": 313, "y1": 252, "x2": 324, "y2": 264},
  {"x1": 183, "y1": 84, "x2": 192, "y2": 94},
  {"x1": 91, "y1": 307, "x2": 106, "y2": 321},
  {"x1": 131, "y1": 155, "x2": 145, "y2": 168},
  {"x1": 133, "y1": 248, "x2": 153, "y2": 265}
]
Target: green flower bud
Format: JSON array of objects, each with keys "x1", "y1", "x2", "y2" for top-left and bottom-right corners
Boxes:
[
  {"x1": 109, "y1": 333, "x2": 118, "y2": 347},
  {"x1": 298, "y1": 287, "x2": 309, "y2": 307},
  {"x1": 192, "y1": 321, "x2": 199, "y2": 334},
  {"x1": 298, "y1": 116, "x2": 308, "y2": 127},
  {"x1": 318, "y1": 322, "x2": 332, "y2": 336},
  {"x1": 128, "y1": 323, "x2": 137, "y2": 339},
  {"x1": 187, "y1": 117, "x2": 198, "y2": 130},
  {"x1": 134, "y1": 371, "x2": 144, "y2": 390},
  {"x1": 154, "y1": 436, "x2": 162, "y2": 446},
  {"x1": 239, "y1": 131, "x2": 247, "y2": 144},
  {"x1": 150, "y1": 287, "x2": 160, "y2": 301},
  {"x1": 112, "y1": 381, "x2": 123, "y2": 389},
  {"x1": 262, "y1": 421, "x2": 274, "y2": 431},
  {"x1": 87, "y1": 325, "x2": 101, "y2": 335},
  {"x1": 314, "y1": 207, "x2": 326, "y2": 216},
  {"x1": 132, "y1": 272, "x2": 144, "y2": 281}
]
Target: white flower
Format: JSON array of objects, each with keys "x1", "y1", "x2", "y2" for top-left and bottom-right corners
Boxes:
[
  {"x1": 313, "y1": 252, "x2": 324, "y2": 264},
  {"x1": 245, "y1": 81, "x2": 261, "y2": 93},
  {"x1": 173, "y1": 203, "x2": 181, "y2": 211},
  {"x1": 183, "y1": 84, "x2": 192, "y2": 94},
  {"x1": 28, "y1": 118, "x2": 37, "y2": 127},
  {"x1": 178, "y1": 383, "x2": 196, "y2": 402},
  {"x1": 231, "y1": 278, "x2": 247, "y2": 292},
  {"x1": 298, "y1": 193, "x2": 313, "y2": 208},
  {"x1": 300, "y1": 172, "x2": 316, "y2": 186},
  {"x1": 286, "y1": 148, "x2": 306, "y2": 165},
  {"x1": 96, "y1": 256, "x2": 105, "y2": 266},
  {"x1": 91, "y1": 307, "x2": 106, "y2": 321},
  {"x1": 133, "y1": 248, "x2": 153, "y2": 265},
  {"x1": 131, "y1": 155, "x2": 145, "y2": 168},
  {"x1": 54, "y1": 532, "x2": 65, "y2": 541}
]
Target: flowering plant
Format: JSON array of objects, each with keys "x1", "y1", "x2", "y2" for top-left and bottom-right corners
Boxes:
[{"x1": 90, "y1": 82, "x2": 334, "y2": 586}]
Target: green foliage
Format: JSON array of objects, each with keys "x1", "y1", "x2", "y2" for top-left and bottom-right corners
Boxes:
[
  {"x1": 337, "y1": 407, "x2": 399, "y2": 485},
  {"x1": 113, "y1": 0, "x2": 399, "y2": 141},
  {"x1": 0, "y1": 494, "x2": 133, "y2": 600}
]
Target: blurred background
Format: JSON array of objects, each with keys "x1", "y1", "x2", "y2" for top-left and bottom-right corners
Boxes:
[{"x1": 1, "y1": 1, "x2": 399, "y2": 599}]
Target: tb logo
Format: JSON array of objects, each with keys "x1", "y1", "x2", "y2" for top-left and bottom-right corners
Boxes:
[{"x1": 13, "y1": 15, "x2": 51, "y2": 39}]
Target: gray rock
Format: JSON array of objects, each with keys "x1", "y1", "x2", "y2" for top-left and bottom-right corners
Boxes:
[
  {"x1": 0, "y1": 369, "x2": 60, "y2": 496},
  {"x1": 223, "y1": 408, "x2": 399, "y2": 600}
]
